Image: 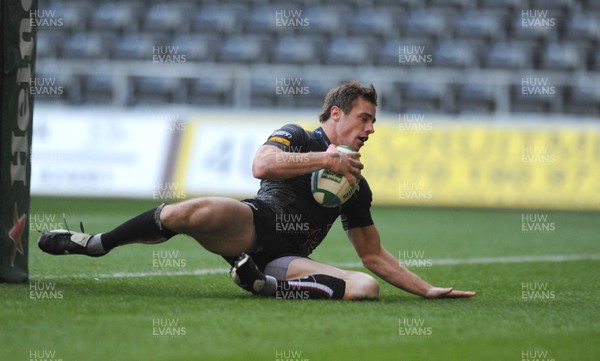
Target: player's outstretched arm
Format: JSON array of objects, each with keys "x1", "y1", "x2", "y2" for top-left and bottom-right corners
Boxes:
[
  {"x1": 253, "y1": 144, "x2": 362, "y2": 185},
  {"x1": 347, "y1": 225, "x2": 476, "y2": 299}
]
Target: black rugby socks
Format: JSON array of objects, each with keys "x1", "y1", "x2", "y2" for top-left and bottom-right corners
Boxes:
[
  {"x1": 273, "y1": 274, "x2": 346, "y2": 300},
  {"x1": 99, "y1": 204, "x2": 178, "y2": 251}
]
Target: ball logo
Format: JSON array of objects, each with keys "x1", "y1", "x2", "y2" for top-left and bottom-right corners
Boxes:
[{"x1": 320, "y1": 169, "x2": 343, "y2": 183}]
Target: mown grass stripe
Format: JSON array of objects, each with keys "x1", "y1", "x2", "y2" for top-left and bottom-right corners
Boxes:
[{"x1": 30, "y1": 253, "x2": 600, "y2": 280}]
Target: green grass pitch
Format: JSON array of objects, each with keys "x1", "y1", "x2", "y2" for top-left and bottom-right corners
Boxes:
[{"x1": 1, "y1": 197, "x2": 599, "y2": 361}]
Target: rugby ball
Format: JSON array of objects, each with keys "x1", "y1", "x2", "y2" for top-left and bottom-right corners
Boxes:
[{"x1": 311, "y1": 145, "x2": 359, "y2": 208}]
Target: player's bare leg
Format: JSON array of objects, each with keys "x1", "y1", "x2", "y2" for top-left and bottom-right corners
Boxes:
[
  {"x1": 284, "y1": 257, "x2": 379, "y2": 300},
  {"x1": 230, "y1": 256, "x2": 376, "y2": 301},
  {"x1": 160, "y1": 197, "x2": 255, "y2": 256},
  {"x1": 38, "y1": 197, "x2": 256, "y2": 257},
  {"x1": 38, "y1": 197, "x2": 280, "y2": 294},
  {"x1": 158, "y1": 199, "x2": 376, "y2": 300},
  {"x1": 38, "y1": 197, "x2": 363, "y2": 300},
  {"x1": 154, "y1": 198, "x2": 281, "y2": 294},
  {"x1": 229, "y1": 255, "x2": 350, "y2": 300}
]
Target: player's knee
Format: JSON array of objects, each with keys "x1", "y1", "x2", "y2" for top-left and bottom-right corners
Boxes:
[{"x1": 345, "y1": 273, "x2": 379, "y2": 301}]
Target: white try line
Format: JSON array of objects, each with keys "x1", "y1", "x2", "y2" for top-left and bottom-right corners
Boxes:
[{"x1": 30, "y1": 253, "x2": 600, "y2": 281}]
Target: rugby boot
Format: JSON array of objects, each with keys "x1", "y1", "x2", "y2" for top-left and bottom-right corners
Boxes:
[
  {"x1": 38, "y1": 230, "x2": 107, "y2": 257},
  {"x1": 230, "y1": 253, "x2": 276, "y2": 295}
]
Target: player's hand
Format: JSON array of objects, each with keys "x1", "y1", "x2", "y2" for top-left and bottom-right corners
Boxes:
[
  {"x1": 325, "y1": 144, "x2": 363, "y2": 187},
  {"x1": 424, "y1": 287, "x2": 476, "y2": 299}
]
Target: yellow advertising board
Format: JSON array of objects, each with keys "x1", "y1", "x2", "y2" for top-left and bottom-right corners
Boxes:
[
  {"x1": 178, "y1": 113, "x2": 599, "y2": 211},
  {"x1": 359, "y1": 121, "x2": 600, "y2": 210}
]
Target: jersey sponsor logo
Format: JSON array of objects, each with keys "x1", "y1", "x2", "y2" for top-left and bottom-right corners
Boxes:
[
  {"x1": 271, "y1": 130, "x2": 292, "y2": 138},
  {"x1": 267, "y1": 136, "x2": 291, "y2": 146}
]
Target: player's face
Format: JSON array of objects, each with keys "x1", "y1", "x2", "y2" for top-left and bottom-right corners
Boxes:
[{"x1": 335, "y1": 97, "x2": 376, "y2": 150}]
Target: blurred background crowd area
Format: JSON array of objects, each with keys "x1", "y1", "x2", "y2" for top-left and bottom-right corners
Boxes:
[{"x1": 35, "y1": 0, "x2": 600, "y2": 117}]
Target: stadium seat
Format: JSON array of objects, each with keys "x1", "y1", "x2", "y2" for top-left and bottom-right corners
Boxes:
[
  {"x1": 402, "y1": 9, "x2": 448, "y2": 40},
  {"x1": 376, "y1": 39, "x2": 401, "y2": 66},
  {"x1": 510, "y1": 9, "x2": 562, "y2": 41},
  {"x1": 272, "y1": 36, "x2": 324, "y2": 64},
  {"x1": 348, "y1": 9, "x2": 398, "y2": 38},
  {"x1": 36, "y1": 31, "x2": 61, "y2": 60},
  {"x1": 302, "y1": 6, "x2": 348, "y2": 35},
  {"x1": 250, "y1": 78, "x2": 277, "y2": 108},
  {"x1": 61, "y1": 33, "x2": 106, "y2": 59},
  {"x1": 43, "y1": 1, "x2": 90, "y2": 32},
  {"x1": 530, "y1": 0, "x2": 575, "y2": 11},
  {"x1": 112, "y1": 34, "x2": 169, "y2": 60},
  {"x1": 192, "y1": 5, "x2": 242, "y2": 35},
  {"x1": 585, "y1": 0, "x2": 600, "y2": 10},
  {"x1": 396, "y1": 38, "x2": 436, "y2": 67},
  {"x1": 428, "y1": 0, "x2": 477, "y2": 10},
  {"x1": 89, "y1": 2, "x2": 141, "y2": 32},
  {"x1": 479, "y1": 0, "x2": 519, "y2": 10},
  {"x1": 433, "y1": 41, "x2": 478, "y2": 69},
  {"x1": 218, "y1": 0, "x2": 268, "y2": 5},
  {"x1": 454, "y1": 11, "x2": 505, "y2": 40},
  {"x1": 324, "y1": 37, "x2": 375, "y2": 66},
  {"x1": 454, "y1": 83, "x2": 497, "y2": 114},
  {"x1": 373, "y1": 0, "x2": 419, "y2": 8},
  {"x1": 187, "y1": 76, "x2": 234, "y2": 107},
  {"x1": 80, "y1": 74, "x2": 114, "y2": 105},
  {"x1": 172, "y1": 34, "x2": 218, "y2": 63},
  {"x1": 33, "y1": 72, "x2": 79, "y2": 105},
  {"x1": 289, "y1": 78, "x2": 332, "y2": 108},
  {"x1": 563, "y1": 83, "x2": 600, "y2": 115},
  {"x1": 401, "y1": 82, "x2": 447, "y2": 113},
  {"x1": 244, "y1": 6, "x2": 279, "y2": 35},
  {"x1": 142, "y1": 3, "x2": 192, "y2": 33},
  {"x1": 510, "y1": 84, "x2": 559, "y2": 114},
  {"x1": 129, "y1": 76, "x2": 181, "y2": 106},
  {"x1": 564, "y1": 14, "x2": 600, "y2": 41},
  {"x1": 377, "y1": 38, "x2": 434, "y2": 66},
  {"x1": 540, "y1": 43, "x2": 582, "y2": 71},
  {"x1": 591, "y1": 48, "x2": 600, "y2": 71},
  {"x1": 484, "y1": 41, "x2": 535, "y2": 69},
  {"x1": 219, "y1": 35, "x2": 269, "y2": 63},
  {"x1": 276, "y1": 0, "x2": 317, "y2": 5}
]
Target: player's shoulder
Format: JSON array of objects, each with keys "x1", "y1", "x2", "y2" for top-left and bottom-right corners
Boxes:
[
  {"x1": 265, "y1": 124, "x2": 306, "y2": 147},
  {"x1": 276, "y1": 123, "x2": 305, "y2": 134},
  {"x1": 276, "y1": 124, "x2": 322, "y2": 137},
  {"x1": 272, "y1": 123, "x2": 309, "y2": 139}
]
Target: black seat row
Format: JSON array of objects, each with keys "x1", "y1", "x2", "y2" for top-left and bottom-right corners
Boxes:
[
  {"x1": 38, "y1": 31, "x2": 600, "y2": 71},
  {"x1": 33, "y1": 73, "x2": 600, "y2": 116}
]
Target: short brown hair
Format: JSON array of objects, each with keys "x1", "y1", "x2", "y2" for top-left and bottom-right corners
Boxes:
[{"x1": 319, "y1": 81, "x2": 378, "y2": 123}]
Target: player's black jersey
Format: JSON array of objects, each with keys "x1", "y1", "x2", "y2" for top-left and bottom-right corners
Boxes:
[{"x1": 253, "y1": 124, "x2": 373, "y2": 257}]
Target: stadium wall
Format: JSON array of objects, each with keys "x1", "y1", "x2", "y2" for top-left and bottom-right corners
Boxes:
[{"x1": 31, "y1": 105, "x2": 600, "y2": 211}]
